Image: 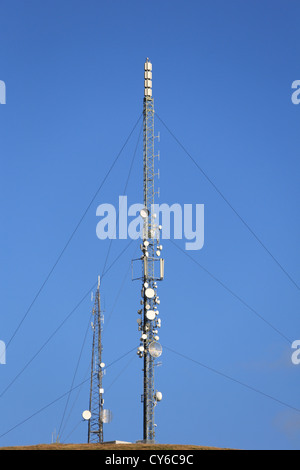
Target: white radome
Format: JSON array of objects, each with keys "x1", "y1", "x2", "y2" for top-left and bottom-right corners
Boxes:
[
  {"x1": 140, "y1": 208, "x2": 149, "y2": 219},
  {"x1": 145, "y1": 287, "x2": 155, "y2": 299},
  {"x1": 82, "y1": 410, "x2": 91, "y2": 421}
]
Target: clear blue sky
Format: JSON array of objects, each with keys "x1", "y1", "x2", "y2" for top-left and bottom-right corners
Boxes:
[{"x1": 0, "y1": 0, "x2": 299, "y2": 450}]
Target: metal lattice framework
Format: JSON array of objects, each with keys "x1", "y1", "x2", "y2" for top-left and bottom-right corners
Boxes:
[
  {"x1": 88, "y1": 279, "x2": 104, "y2": 443},
  {"x1": 136, "y1": 58, "x2": 164, "y2": 443}
]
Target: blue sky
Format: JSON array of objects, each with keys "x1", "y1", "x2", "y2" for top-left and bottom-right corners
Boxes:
[{"x1": 0, "y1": 0, "x2": 300, "y2": 450}]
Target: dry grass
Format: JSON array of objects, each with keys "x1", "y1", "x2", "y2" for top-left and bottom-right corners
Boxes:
[{"x1": 0, "y1": 443, "x2": 230, "y2": 451}]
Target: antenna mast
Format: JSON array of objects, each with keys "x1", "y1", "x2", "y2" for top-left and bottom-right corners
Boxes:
[
  {"x1": 88, "y1": 276, "x2": 104, "y2": 443},
  {"x1": 136, "y1": 58, "x2": 164, "y2": 443}
]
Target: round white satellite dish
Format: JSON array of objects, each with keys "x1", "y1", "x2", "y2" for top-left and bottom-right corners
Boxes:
[
  {"x1": 155, "y1": 391, "x2": 163, "y2": 402},
  {"x1": 140, "y1": 208, "x2": 149, "y2": 219},
  {"x1": 146, "y1": 310, "x2": 156, "y2": 321},
  {"x1": 149, "y1": 341, "x2": 163, "y2": 358},
  {"x1": 145, "y1": 287, "x2": 155, "y2": 299},
  {"x1": 82, "y1": 410, "x2": 91, "y2": 421}
]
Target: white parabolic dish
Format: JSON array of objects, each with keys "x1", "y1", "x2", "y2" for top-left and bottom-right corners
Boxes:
[
  {"x1": 82, "y1": 410, "x2": 91, "y2": 421},
  {"x1": 145, "y1": 287, "x2": 155, "y2": 299},
  {"x1": 146, "y1": 310, "x2": 156, "y2": 321},
  {"x1": 140, "y1": 208, "x2": 149, "y2": 219},
  {"x1": 149, "y1": 341, "x2": 163, "y2": 358}
]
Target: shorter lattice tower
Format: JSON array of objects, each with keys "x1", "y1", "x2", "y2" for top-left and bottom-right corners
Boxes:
[{"x1": 86, "y1": 276, "x2": 105, "y2": 443}]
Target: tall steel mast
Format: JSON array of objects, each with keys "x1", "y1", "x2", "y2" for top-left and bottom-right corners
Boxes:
[
  {"x1": 136, "y1": 58, "x2": 164, "y2": 442},
  {"x1": 88, "y1": 276, "x2": 104, "y2": 443}
]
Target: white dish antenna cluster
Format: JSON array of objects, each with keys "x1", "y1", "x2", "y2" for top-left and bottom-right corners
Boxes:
[{"x1": 137, "y1": 277, "x2": 162, "y2": 357}]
